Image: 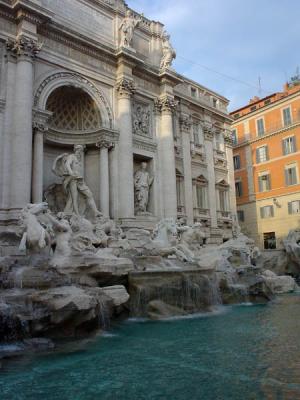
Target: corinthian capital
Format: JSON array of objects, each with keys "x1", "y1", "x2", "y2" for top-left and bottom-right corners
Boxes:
[
  {"x1": 155, "y1": 95, "x2": 177, "y2": 113},
  {"x1": 6, "y1": 37, "x2": 43, "y2": 59},
  {"x1": 116, "y1": 78, "x2": 135, "y2": 97},
  {"x1": 96, "y1": 140, "x2": 115, "y2": 150}
]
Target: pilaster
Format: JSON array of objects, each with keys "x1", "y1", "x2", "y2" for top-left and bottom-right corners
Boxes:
[
  {"x1": 179, "y1": 113, "x2": 194, "y2": 224},
  {"x1": 155, "y1": 94, "x2": 178, "y2": 219},
  {"x1": 116, "y1": 76, "x2": 135, "y2": 219},
  {"x1": 204, "y1": 124, "x2": 218, "y2": 228}
]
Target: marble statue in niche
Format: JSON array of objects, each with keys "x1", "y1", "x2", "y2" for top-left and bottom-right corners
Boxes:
[
  {"x1": 119, "y1": 9, "x2": 142, "y2": 48},
  {"x1": 160, "y1": 31, "x2": 176, "y2": 71},
  {"x1": 133, "y1": 103, "x2": 150, "y2": 136},
  {"x1": 52, "y1": 145, "x2": 100, "y2": 219},
  {"x1": 134, "y1": 162, "x2": 154, "y2": 214}
]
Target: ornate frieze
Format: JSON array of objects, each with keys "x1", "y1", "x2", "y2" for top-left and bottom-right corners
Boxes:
[
  {"x1": 6, "y1": 37, "x2": 42, "y2": 59},
  {"x1": 154, "y1": 95, "x2": 177, "y2": 113},
  {"x1": 116, "y1": 78, "x2": 135, "y2": 97},
  {"x1": 133, "y1": 137, "x2": 157, "y2": 153},
  {"x1": 132, "y1": 102, "x2": 151, "y2": 137}
]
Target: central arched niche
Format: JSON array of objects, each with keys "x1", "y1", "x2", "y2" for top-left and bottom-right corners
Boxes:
[
  {"x1": 46, "y1": 86, "x2": 102, "y2": 132},
  {"x1": 43, "y1": 85, "x2": 102, "y2": 210}
]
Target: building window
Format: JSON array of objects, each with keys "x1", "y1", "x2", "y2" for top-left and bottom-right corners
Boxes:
[
  {"x1": 285, "y1": 164, "x2": 298, "y2": 186},
  {"x1": 193, "y1": 123, "x2": 200, "y2": 145},
  {"x1": 233, "y1": 155, "x2": 241, "y2": 170},
  {"x1": 232, "y1": 129, "x2": 238, "y2": 145},
  {"x1": 191, "y1": 87, "x2": 197, "y2": 98},
  {"x1": 264, "y1": 99, "x2": 271, "y2": 106},
  {"x1": 212, "y1": 98, "x2": 218, "y2": 108},
  {"x1": 237, "y1": 210, "x2": 245, "y2": 222},
  {"x1": 258, "y1": 173, "x2": 271, "y2": 192},
  {"x1": 264, "y1": 232, "x2": 276, "y2": 249},
  {"x1": 250, "y1": 105, "x2": 257, "y2": 112},
  {"x1": 282, "y1": 107, "x2": 292, "y2": 127},
  {"x1": 256, "y1": 118, "x2": 265, "y2": 136},
  {"x1": 282, "y1": 136, "x2": 296, "y2": 155},
  {"x1": 219, "y1": 190, "x2": 229, "y2": 211},
  {"x1": 176, "y1": 171, "x2": 184, "y2": 211},
  {"x1": 235, "y1": 181, "x2": 243, "y2": 197},
  {"x1": 196, "y1": 185, "x2": 207, "y2": 209},
  {"x1": 234, "y1": 113, "x2": 240, "y2": 119},
  {"x1": 260, "y1": 205, "x2": 274, "y2": 219},
  {"x1": 288, "y1": 200, "x2": 300, "y2": 214},
  {"x1": 256, "y1": 145, "x2": 269, "y2": 163},
  {"x1": 215, "y1": 132, "x2": 224, "y2": 151}
]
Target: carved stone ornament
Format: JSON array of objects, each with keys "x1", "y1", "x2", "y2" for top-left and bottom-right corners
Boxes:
[
  {"x1": 132, "y1": 103, "x2": 151, "y2": 137},
  {"x1": 203, "y1": 123, "x2": 214, "y2": 141},
  {"x1": 155, "y1": 95, "x2": 177, "y2": 113},
  {"x1": 96, "y1": 139, "x2": 115, "y2": 150},
  {"x1": 6, "y1": 37, "x2": 42, "y2": 58},
  {"x1": 179, "y1": 115, "x2": 192, "y2": 133},
  {"x1": 33, "y1": 121, "x2": 48, "y2": 133},
  {"x1": 160, "y1": 31, "x2": 176, "y2": 71},
  {"x1": 116, "y1": 78, "x2": 135, "y2": 96},
  {"x1": 223, "y1": 130, "x2": 234, "y2": 146}
]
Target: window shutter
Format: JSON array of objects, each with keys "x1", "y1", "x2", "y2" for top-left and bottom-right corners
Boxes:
[
  {"x1": 282, "y1": 139, "x2": 286, "y2": 156},
  {"x1": 265, "y1": 146, "x2": 269, "y2": 161},
  {"x1": 293, "y1": 136, "x2": 297, "y2": 152},
  {"x1": 260, "y1": 207, "x2": 264, "y2": 218},
  {"x1": 267, "y1": 174, "x2": 271, "y2": 190},
  {"x1": 270, "y1": 206, "x2": 274, "y2": 217},
  {"x1": 292, "y1": 167, "x2": 297, "y2": 184},
  {"x1": 288, "y1": 202, "x2": 292, "y2": 215},
  {"x1": 256, "y1": 149, "x2": 260, "y2": 163},
  {"x1": 258, "y1": 177, "x2": 263, "y2": 192},
  {"x1": 285, "y1": 169, "x2": 289, "y2": 185}
]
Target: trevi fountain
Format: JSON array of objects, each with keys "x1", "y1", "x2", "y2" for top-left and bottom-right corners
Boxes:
[{"x1": 0, "y1": 1, "x2": 300, "y2": 399}]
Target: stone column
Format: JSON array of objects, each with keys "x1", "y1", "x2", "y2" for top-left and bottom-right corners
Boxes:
[
  {"x1": 1, "y1": 49, "x2": 17, "y2": 209},
  {"x1": 180, "y1": 114, "x2": 194, "y2": 225},
  {"x1": 97, "y1": 140, "x2": 113, "y2": 217},
  {"x1": 8, "y1": 37, "x2": 41, "y2": 208},
  {"x1": 116, "y1": 78, "x2": 135, "y2": 219},
  {"x1": 32, "y1": 124, "x2": 45, "y2": 203},
  {"x1": 156, "y1": 95, "x2": 177, "y2": 219},
  {"x1": 0, "y1": 99, "x2": 6, "y2": 205},
  {"x1": 204, "y1": 125, "x2": 218, "y2": 228},
  {"x1": 224, "y1": 131, "x2": 237, "y2": 217}
]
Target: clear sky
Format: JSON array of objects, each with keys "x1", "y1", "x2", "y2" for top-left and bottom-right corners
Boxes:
[{"x1": 127, "y1": 0, "x2": 300, "y2": 111}]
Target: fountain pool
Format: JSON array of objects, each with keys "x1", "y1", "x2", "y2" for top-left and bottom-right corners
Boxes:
[{"x1": 1, "y1": 295, "x2": 300, "y2": 400}]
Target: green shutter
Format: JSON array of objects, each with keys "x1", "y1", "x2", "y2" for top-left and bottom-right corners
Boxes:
[
  {"x1": 256, "y1": 149, "x2": 260, "y2": 163},
  {"x1": 288, "y1": 202, "x2": 292, "y2": 214},
  {"x1": 270, "y1": 206, "x2": 274, "y2": 217},
  {"x1": 266, "y1": 146, "x2": 269, "y2": 161},
  {"x1": 260, "y1": 207, "x2": 264, "y2": 218},
  {"x1": 293, "y1": 136, "x2": 297, "y2": 152}
]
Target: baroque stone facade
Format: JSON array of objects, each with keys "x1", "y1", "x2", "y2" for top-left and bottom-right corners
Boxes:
[{"x1": 0, "y1": 0, "x2": 236, "y2": 245}]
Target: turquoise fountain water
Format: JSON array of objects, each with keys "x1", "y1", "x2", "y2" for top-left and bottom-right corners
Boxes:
[{"x1": 1, "y1": 295, "x2": 300, "y2": 400}]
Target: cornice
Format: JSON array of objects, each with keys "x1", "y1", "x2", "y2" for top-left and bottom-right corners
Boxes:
[
  {"x1": 45, "y1": 127, "x2": 119, "y2": 147},
  {"x1": 133, "y1": 136, "x2": 157, "y2": 153}
]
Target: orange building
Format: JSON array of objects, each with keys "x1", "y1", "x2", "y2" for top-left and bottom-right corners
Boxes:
[{"x1": 231, "y1": 75, "x2": 300, "y2": 249}]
